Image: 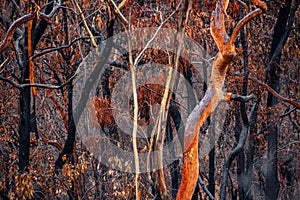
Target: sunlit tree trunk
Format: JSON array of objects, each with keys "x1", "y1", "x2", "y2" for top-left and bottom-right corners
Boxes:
[{"x1": 176, "y1": 0, "x2": 267, "y2": 199}]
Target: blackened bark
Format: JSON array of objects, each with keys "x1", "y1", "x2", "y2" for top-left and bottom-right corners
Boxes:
[
  {"x1": 18, "y1": 83, "x2": 31, "y2": 172},
  {"x1": 265, "y1": 1, "x2": 293, "y2": 199},
  {"x1": 171, "y1": 159, "x2": 180, "y2": 199},
  {"x1": 18, "y1": 28, "x2": 30, "y2": 171},
  {"x1": 169, "y1": 101, "x2": 183, "y2": 198},
  {"x1": 240, "y1": 16, "x2": 255, "y2": 199},
  {"x1": 208, "y1": 147, "x2": 215, "y2": 196},
  {"x1": 18, "y1": 0, "x2": 55, "y2": 172},
  {"x1": 169, "y1": 101, "x2": 184, "y2": 150},
  {"x1": 244, "y1": 136, "x2": 255, "y2": 200},
  {"x1": 244, "y1": 101, "x2": 258, "y2": 200},
  {"x1": 220, "y1": 101, "x2": 257, "y2": 200},
  {"x1": 236, "y1": 17, "x2": 251, "y2": 199},
  {"x1": 32, "y1": 0, "x2": 54, "y2": 52},
  {"x1": 100, "y1": 164, "x2": 108, "y2": 200},
  {"x1": 266, "y1": 0, "x2": 292, "y2": 106},
  {"x1": 204, "y1": 45, "x2": 215, "y2": 196},
  {"x1": 235, "y1": 105, "x2": 245, "y2": 199},
  {"x1": 265, "y1": 125, "x2": 279, "y2": 200},
  {"x1": 55, "y1": 80, "x2": 76, "y2": 169}
]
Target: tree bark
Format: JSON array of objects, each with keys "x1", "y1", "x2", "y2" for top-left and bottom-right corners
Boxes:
[
  {"x1": 176, "y1": 1, "x2": 266, "y2": 199},
  {"x1": 18, "y1": 0, "x2": 56, "y2": 172},
  {"x1": 265, "y1": 1, "x2": 296, "y2": 199}
]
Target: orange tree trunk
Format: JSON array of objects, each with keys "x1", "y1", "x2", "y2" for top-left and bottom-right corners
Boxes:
[{"x1": 176, "y1": 0, "x2": 267, "y2": 199}]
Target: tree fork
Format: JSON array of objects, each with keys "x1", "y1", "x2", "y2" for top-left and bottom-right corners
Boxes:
[{"x1": 176, "y1": 0, "x2": 267, "y2": 199}]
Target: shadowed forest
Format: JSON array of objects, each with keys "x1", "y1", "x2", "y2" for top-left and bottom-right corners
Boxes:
[{"x1": 0, "y1": 0, "x2": 299, "y2": 199}]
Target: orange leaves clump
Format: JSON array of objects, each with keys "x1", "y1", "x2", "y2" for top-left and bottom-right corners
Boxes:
[
  {"x1": 94, "y1": 96, "x2": 115, "y2": 126},
  {"x1": 9, "y1": 174, "x2": 34, "y2": 200},
  {"x1": 83, "y1": 0, "x2": 90, "y2": 9},
  {"x1": 94, "y1": 84, "x2": 171, "y2": 127}
]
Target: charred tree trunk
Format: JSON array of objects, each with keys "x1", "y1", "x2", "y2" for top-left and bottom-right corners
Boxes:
[
  {"x1": 19, "y1": 67, "x2": 31, "y2": 171},
  {"x1": 18, "y1": 3, "x2": 32, "y2": 172},
  {"x1": 18, "y1": 0, "x2": 55, "y2": 172},
  {"x1": 236, "y1": 12, "x2": 253, "y2": 199},
  {"x1": 55, "y1": 80, "x2": 76, "y2": 169},
  {"x1": 265, "y1": 1, "x2": 297, "y2": 199},
  {"x1": 208, "y1": 147, "x2": 215, "y2": 196},
  {"x1": 54, "y1": 6, "x2": 77, "y2": 169},
  {"x1": 244, "y1": 104, "x2": 257, "y2": 200}
]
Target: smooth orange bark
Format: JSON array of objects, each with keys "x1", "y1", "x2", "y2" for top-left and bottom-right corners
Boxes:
[{"x1": 176, "y1": 1, "x2": 266, "y2": 199}]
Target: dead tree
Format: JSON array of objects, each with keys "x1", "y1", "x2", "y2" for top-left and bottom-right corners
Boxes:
[{"x1": 176, "y1": 0, "x2": 267, "y2": 199}]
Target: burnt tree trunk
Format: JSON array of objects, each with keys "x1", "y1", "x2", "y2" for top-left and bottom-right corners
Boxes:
[
  {"x1": 55, "y1": 80, "x2": 76, "y2": 169},
  {"x1": 265, "y1": 0, "x2": 295, "y2": 199},
  {"x1": 19, "y1": 65, "x2": 31, "y2": 171},
  {"x1": 18, "y1": 1, "x2": 54, "y2": 171}
]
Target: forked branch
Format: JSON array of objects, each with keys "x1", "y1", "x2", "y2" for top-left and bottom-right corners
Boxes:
[
  {"x1": 176, "y1": 1, "x2": 266, "y2": 199},
  {"x1": 0, "y1": 0, "x2": 61, "y2": 52}
]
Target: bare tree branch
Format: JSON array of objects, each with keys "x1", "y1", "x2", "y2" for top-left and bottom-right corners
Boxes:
[
  {"x1": 109, "y1": 0, "x2": 128, "y2": 24},
  {"x1": 133, "y1": 7, "x2": 178, "y2": 68},
  {"x1": 220, "y1": 102, "x2": 257, "y2": 200},
  {"x1": 39, "y1": 0, "x2": 62, "y2": 20},
  {"x1": 225, "y1": 93, "x2": 255, "y2": 102},
  {"x1": 0, "y1": 13, "x2": 36, "y2": 52},
  {"x1": 229, "y1": 8, "x2": 264, "y2": 44},
  {"x1": 73, "y1": 0, "x2": 98, "y2": 48},
  {"x1": 269, "y1": 0, "x2": 300, "y2": 64},
  {"x1": 229, "y1": 72, "x2": 300, "y2": 109},
  {"x1": 198, "y1": 175, "x2": 215, "y2": 200},
  {"x1": 0, "y1": 0, "x2": 61, "y2": 52},
  {"x1": 117, "y1": 0, "x2": 127, "y2": 10},
  {"x1": 0, "y1": 67, "x2": 78, "y2": 90},
  {"x1": 32, "y1": 36, "x2": 101, "y2": 60},
  {"x1": 0, "y1": 58, "x2": 8, "y2": 70}
]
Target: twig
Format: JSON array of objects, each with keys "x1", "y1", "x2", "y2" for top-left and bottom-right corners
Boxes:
[
  {"x1": 198, "y1": 175, "x2": 215, "y2": 200},
  {"x1": 39, "y1": 0, "x2": 62, "y2": 20},
  {"x1": 252, "y1": 0, "x2": 268, "y2": 11},
  {"x1": 0, "y1": 66, "x2": 79, "y2": 90},
  {"x1": 11, "y1": 0, "x2": 24, "y2": 15},
  {"x1": 279, "y1": 107, "x2": 297, "y2": 118},
  {"x1": 32, "y1": 36, "x2": 101, "y2": 60},
  {"x1": 38, "y1": 128, "x2": 62, "y2": 151},
  {"x1": 117, "y1": 0, "x2": 127, "y2": 10},
  {"x1": 229, "y1": 72, "x2": 300, "y2": 109},
  {"x1": 237, "y1": 0, "x2": 247, "y2": 8},
  {"x1": 229, "y1": 8, "x2": 263, "y2": 44},
  {"x1": 225, "y1": 93, "x2": 255, "y2": 102},
  {"x1": 133, "y1": 7, "x2": 179, "y2": 68},
  {"x1": 73, "y1": 0, "x2": 97, "y2": 49},
  {"x1": 0, "y1": 13, "x2": 36, "y2": 52},
  {"x1": 109, "y1": 0, "x2": 128, "y2": 24},
  {"x1": 0, "y1": 58, "x2": 8, "y2": 70},
  {"x1": 107, "y1": 59, "x2": 128, "y2": 70}
]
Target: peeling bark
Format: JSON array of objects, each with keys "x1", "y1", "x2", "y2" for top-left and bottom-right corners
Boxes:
[{"x1": 176, "y1": 1, "x2": 267, "y2": 199}]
